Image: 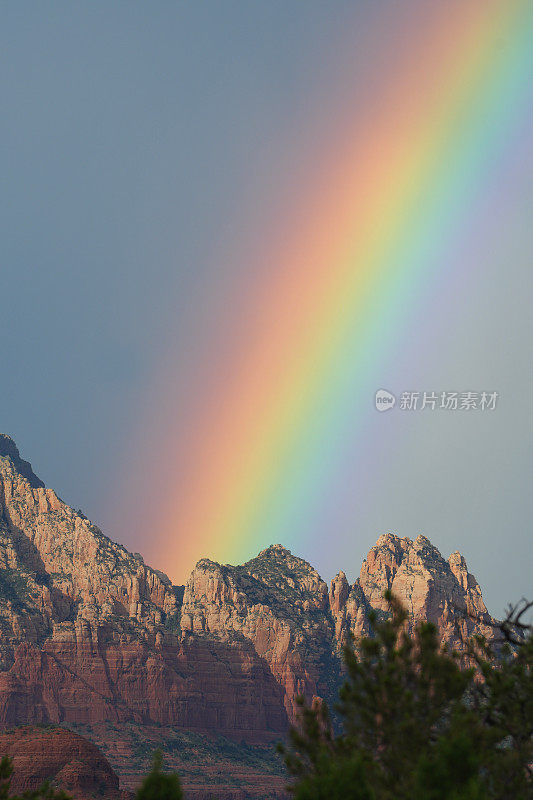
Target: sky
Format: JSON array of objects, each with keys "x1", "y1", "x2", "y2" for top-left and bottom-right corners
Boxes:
[{"x1": 1, "y1": 1, "x2": 532, "y2": 616}]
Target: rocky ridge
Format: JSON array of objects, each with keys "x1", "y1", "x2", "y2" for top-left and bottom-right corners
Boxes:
[
  {"x1": 181, "y1": 544, "x2": 336, "y2": 719},
  {"x1": 330, "y1": 532, "x2": 494, "y2": 650},
  {"x1": 0, "y1": 436, "x2": 285, "y2": 739},
  {"x1": 0, "y1": 436, "x2": 496, "y2": 752}
]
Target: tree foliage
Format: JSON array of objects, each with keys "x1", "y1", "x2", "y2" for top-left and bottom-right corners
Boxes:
[
  {"x1": 135, "y1": 750, "x2": 183, "y2": 800},
  {"x1": 279, "y1": 592, "x2": 533, "y2": 800}
]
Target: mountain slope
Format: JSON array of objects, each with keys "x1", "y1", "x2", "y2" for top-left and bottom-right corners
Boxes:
[
  {"x1": 0, "y1": 436, "x2": 287, "y2": 739},
  {"x1": 0, "y1": 434, "x2": 496, "y2": 747},
  {"x1": 181, "y1": 545, "x2": 336, "y2": 719}
]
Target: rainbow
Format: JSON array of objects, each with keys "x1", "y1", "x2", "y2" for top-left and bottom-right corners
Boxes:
[{"x1": 113, "y1": 0, "x2": 533, "y2": 583}]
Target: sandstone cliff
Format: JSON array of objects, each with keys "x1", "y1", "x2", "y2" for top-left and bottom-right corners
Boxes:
[
  {"x1": 0, "y1": 436, "x2": 286, "y2": 740},
  {"x1": 330, "y1": 533, "x2": 493, "y2": 651},
  {"x1": 0, "y1": 435, "x2": 496, "y2": 747},
  {"x1": 181, "y1": 545, "x2": 336, "y2": 720}
]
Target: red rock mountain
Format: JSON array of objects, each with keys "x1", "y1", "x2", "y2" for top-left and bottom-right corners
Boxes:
[
  {"x1": 0, "y1": 435, "x2": 285, "y2": 741},
  {"x1": 0, "y1": 435, "x2": 497, "y2": 795}
]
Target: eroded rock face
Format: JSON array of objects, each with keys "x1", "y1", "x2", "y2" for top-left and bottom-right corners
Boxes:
[
  {"x1": 0, "y1": 448, "x2": 178, "y2": 634},
  {"x1": 181, "y1": 546, "x2": 334, "y2": 719},
  {"x1": 0, "y1": 725, "x2": 130, "y2": 800},
  {"x1": 0, "y1": 444, "x2": 287, "y2": 741},
  {"x1": 0, "y1": 436, "x2": 496, "y2": 740},
  {"x1": 332, "y1": 533, "x2": 494, "y2": 650}
]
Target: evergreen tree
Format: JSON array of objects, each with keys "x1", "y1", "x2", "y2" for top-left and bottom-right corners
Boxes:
[
  {"x1": 136, "y1": 750, "x2": 183, "y2": 800},
  {"x1": 279, "y1": 592, "x2": 533, "y2": 800}
]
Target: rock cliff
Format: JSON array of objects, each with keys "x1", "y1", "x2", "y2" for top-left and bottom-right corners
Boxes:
[
  {"x1": 181, "y1": 545, "x2": 336, "y2": 719},
  {"x1": 0, "y1": 437, "x2": 286, "y2": 741},
  {"x1": 330, "y1": 533, "x2": 494, "y2": 651},
  {"x1": 0, "y1": 436, "x2": 496, "y2": 748}
]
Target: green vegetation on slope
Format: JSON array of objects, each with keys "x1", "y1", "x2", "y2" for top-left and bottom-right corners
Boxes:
[{"x1": 279, "y1": 594, "x2": 533, "y2": 800}]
